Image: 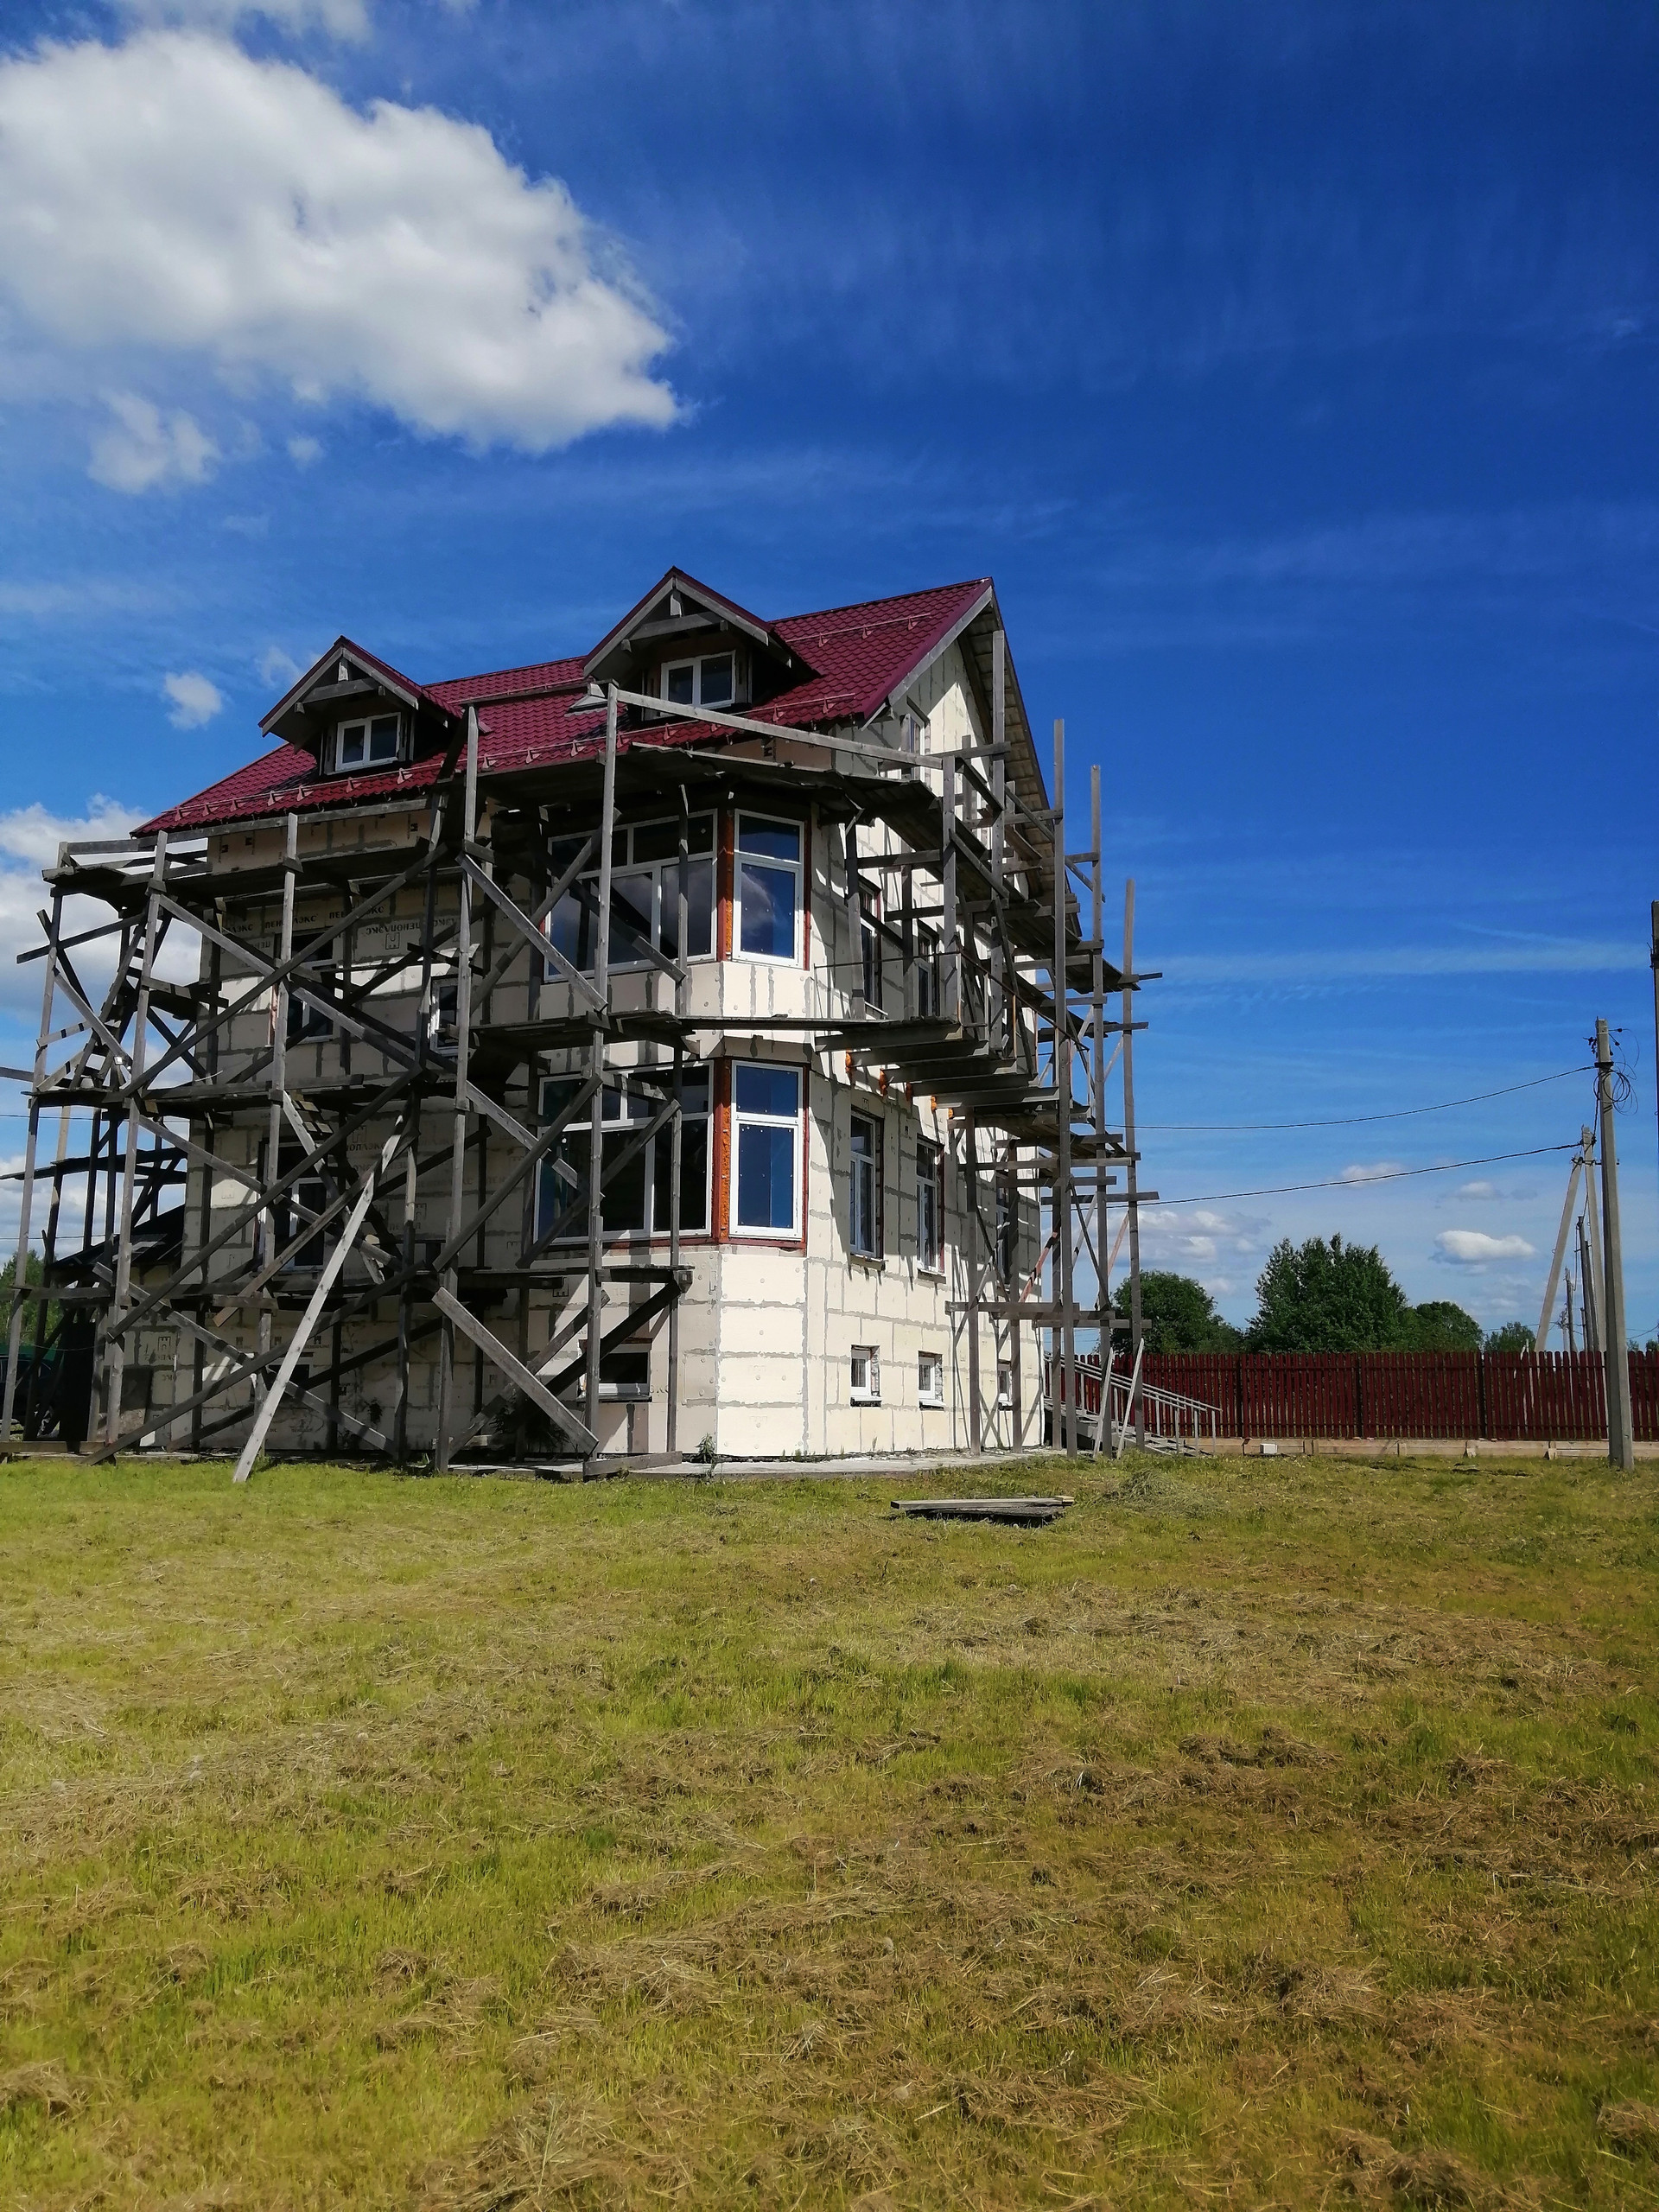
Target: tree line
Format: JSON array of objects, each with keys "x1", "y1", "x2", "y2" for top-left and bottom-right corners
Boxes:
[{"x1": 1136, "y1": 1236, "x2": 1536, "y2": 1356}]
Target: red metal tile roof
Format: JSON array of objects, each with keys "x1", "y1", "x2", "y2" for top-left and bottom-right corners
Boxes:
[{"x1": 143, "y1": 576, "x2": 992, "y2": 834}]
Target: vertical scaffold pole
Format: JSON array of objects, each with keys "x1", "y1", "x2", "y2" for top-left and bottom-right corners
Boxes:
[
  {"x1": 253, "y1": 814, "x2": 298, "y2": 1440},
  {"x1": 668, "y1": 784, "x2": 690, "y2": 1461},
  {"x1": 435, "y1": 713, "x2": 480, "y2": 1470},
  {"x1": 964, "y1": 1110, "x2": 982, "y2": 1453},
  {"x1": 1122, "y1": 878, "x2": 1144, "y2": 1449},
  {"x1": 583, "y1": 684, "x2": 619, "y2": 1466},
  {"x1": 2, "y1": 887, "x2": 63, "y2": 1441},
  {"x1": 104, "y1": 834, "x2": 168, "y2": 1447},
  {"x1": 1090, "y1": 764, "x2": 1108, "y2": 1439},
  {"x1": 1596, "y1": 1016, "x2": 1635, "y2": 1471},
  {"x1": 1052, "y1": 720, "x2": 1077, "y2": 1454}
]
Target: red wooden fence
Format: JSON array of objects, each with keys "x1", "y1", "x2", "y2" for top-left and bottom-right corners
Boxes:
[{"x1": 1049, "y1": 1348, "x2": 1659, "y2": 1441}]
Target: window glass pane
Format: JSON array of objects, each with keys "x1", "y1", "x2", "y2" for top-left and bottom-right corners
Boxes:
[
  {"x1": 609, "y1": 872, "x2": 654, "y2": 964},
  {"x1": 738, "y1": 817, "x2": 800, "y2": 860},
  {"x1": 601, "y1": 1128, "x2": 648, "y2": 1231},
  {"x1": 662, "y1": 857, "x2": 715, "y2": 960},
  {"x1": 851, "y1": 1117, "x2": 874, "y2": 1160},
  {"x1": 736, "y1": 1123, "x2": 794, "y2": 1229},
  {"x1": 547, "y1": 885, "x2": 593, "y2": 973},
  {"x1": 664, "y1": 664, "x2": 695, "y2": 705},
  {"x1": 652, "y1": 1113, "x2": 709, "y2": 1232},
  {"x1": 368, "y1": 715, "x2": 400, "y2": 761},
  {"x1": 632, "y1": 819, "x2": 683, "y2": 864},
  {"x1": 699, "y1": 653, "x2": 734, "y2": 705},
  {"x1": 339, "y1": 724, "x2": 365, "y2": 764},
  {"x1": 734, "y1": 1065, "x2": 798, "y2": 1119},
  {"x1": 738, "y1": 861, "x2": 795, "y2": 958},
  {"x1": 548, "y1": 836, "x2": 586, "y2": 877}
]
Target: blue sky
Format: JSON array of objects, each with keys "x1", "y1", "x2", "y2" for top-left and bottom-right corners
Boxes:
[{"x1": 1, "y1": 0, "x2": 1656, "y2": 1336}]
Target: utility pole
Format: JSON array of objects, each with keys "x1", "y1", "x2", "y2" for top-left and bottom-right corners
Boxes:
[{"x1": 1596, "y1": 1017, "x2": 1635, "y2": 1471}]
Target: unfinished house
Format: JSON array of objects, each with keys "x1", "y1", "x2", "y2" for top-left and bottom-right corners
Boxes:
[{"x1": 2, "y1": 569, "x2": 1145, "y2": 1471}]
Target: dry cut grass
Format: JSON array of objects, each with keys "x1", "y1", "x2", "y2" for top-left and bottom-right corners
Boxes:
[{"x1": 0, "y1": 1449, "x2": 1656, "y2": 2207}]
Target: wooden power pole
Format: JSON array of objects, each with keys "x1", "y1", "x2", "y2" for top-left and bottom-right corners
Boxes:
[{"x1": 1596, "y1": 1017, "x2": 1635, "y2": 1471}]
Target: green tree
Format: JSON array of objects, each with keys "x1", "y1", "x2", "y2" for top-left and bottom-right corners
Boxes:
[
  {"x1": 0, "y1": 1252, "x2": 56, "y2": 1345},
  {"x1": 1484, "y1": 1320, "x2": 1536, "y2": 1353},
  {"x1": 1401, "y1": 1300, "x2": 1482, "y2": 1351},
  {"x1": 1135, "y1": 1271, "x2": 1244, "y2": 1354},
  {"x1": 1246, "y1": 1235, "x2": 1408, "y2": 1351}
]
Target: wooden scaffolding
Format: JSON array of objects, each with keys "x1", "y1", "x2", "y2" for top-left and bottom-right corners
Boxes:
[{"x1": 1, "y1": 663, "x2": 1147, "y2": 1468}]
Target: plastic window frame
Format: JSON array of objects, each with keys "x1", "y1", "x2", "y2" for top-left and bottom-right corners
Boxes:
[
  {"x1": 733, "y1": 811, "x2": 804, "y2": 968},
  {"x1": 728, "y1": 1062, "x2": 802, "y2": 1241},
  {"x1": 333, "y1": 712, "x2": 404, "y2": 774}
]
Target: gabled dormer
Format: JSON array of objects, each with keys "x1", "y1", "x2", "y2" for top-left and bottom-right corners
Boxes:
[
  {"x1": 583, "y1": 569, "x2": 815, "y2": 715},
  {"x1": 260, "y1": 637, "x2": 462, "y2": 775}
]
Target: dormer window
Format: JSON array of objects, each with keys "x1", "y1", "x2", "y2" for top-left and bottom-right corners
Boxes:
[
  {"x1": 334, "y1": 714, "x2": 402, "y2": 772},
  {"x1": 661, "y1": 652, "x2": 737, "y2": 709}
]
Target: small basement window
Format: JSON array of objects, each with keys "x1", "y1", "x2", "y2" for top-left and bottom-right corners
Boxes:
[
  {"x1": 918, "y1": 1351, "x2": 944, "y2": 1407},
  {"x1": 850, "y1": 1346, "x2": 880, "y2": 1404},
  {"x1": 335, "y1": 714, "x2": 402, "y2": 772}
]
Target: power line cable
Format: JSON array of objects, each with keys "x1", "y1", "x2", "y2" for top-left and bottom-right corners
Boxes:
[
  {"x1": 1146, "y1": 1143, "x2": 1576, "y2": 1210},
  {"x1": 1135, "y1": 1065, "x2": 1592, "y2": 1133}
]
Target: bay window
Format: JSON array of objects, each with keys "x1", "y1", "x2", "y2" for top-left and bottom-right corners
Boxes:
[
  {"x1": 537, "y1": 1067, "x2": 710, "y2": 1242},
  {"x1": 734, "y1": 817, "x2": 801, "y2": 963},
  {"x1": 732, "y1": 1063, "x2": 801, "y2": 1236},
  {"x1": 546, "y1": 814, "x2": 715, "y2": 976}
]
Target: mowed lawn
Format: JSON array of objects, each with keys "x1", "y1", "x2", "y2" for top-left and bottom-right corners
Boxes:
[{"x1": 2, "y1": 1453, "x2": 1657, "y2": 2209}]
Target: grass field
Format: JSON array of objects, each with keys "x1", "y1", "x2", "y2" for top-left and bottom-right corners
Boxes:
[{"x1": 2, "y1": 1451, "x2": 1657, "y2": 2209}]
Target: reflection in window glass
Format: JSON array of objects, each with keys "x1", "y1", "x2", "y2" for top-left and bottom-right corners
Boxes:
[
  {"x1": 537, "y1": 1070, "x2": 710, "y2": 1241},
  {"x1": 735, "y1": 817, "x2": 800, "y2": 962},
  {"x1": 545, "y1": 816, "x2": 715, "y2": 975}
]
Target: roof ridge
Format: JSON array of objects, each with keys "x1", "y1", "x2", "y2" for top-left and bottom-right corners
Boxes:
[{"x1": 770, "y1": 577, "x2": 989, "y2": 630}]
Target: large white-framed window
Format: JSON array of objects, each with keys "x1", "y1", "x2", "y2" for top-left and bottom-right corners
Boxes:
[
  {"x1": 915, "y1": 1137, "x2": 943, "y2": 1273},
  {"x1": 850, "y1": 1345, "x2": 880, "y2": 1404},
  {"x1": 731, "y1": 1062, "x2": 801, "y2": 1236},
  {"x1": 546, "y1": 814, "x2": 715, "y2": 977},
  {"x1": 536, "y1": 1067, "x2": 711, "y2": 1243},
  {"x1": 334, "y1": 713, "x2": 402, "y2": 772},
  {"x1": 660, "y1": 651, "x2": 741, "y2": 709},
  {"x1": 918, "y1": 1351, "x2": 944, "y2": 1407},
  {"x1": 849, "y1": 1109, "x2": 882, "y2": 1260},
  {"x1": 734, "y1": 815, "x2": 802, "y2": 963}
]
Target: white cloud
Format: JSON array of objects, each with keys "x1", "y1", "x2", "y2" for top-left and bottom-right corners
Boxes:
[
  {"x1": 258, "y1": 645, "x2": 304, "y2": 688},
  {"x1": 1454, "y1": 1179, "x2": 1500, "y2": 1201},
  {"x1": 162, "y1": 670, "x2": 225, "y2": 727},
  {"x1": 1338, "y1": 1160, "x2": 1407, "y2": 1183},
  {"x1": 0, "y1": 798, "x2": 150, "y2": 1021},
  {"x1": 287, "y1": 434, "x2": 323, "y2": 467},
  {"x1": 1435, "y1": 1230, "x2": 1536, "y2": 1266},
  {"x1": 88, "y1": 392, "x2": 219, "y2": 493},
  {"x1": 0, "y1": 32, "x2": 678, "y2": 455},
  {"x1": 112, "y1": 0, "x2": 371, "y2": 32}
]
